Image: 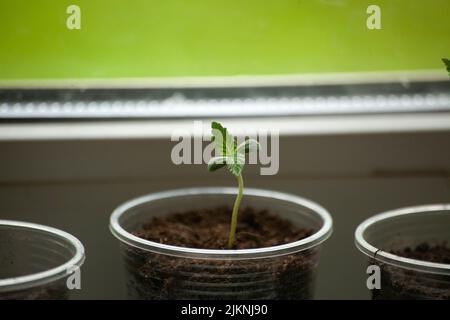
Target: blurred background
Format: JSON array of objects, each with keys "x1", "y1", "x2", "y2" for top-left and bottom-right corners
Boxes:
[{"x1": 0, "y1": 0, "x2": 449, "y2": 299}]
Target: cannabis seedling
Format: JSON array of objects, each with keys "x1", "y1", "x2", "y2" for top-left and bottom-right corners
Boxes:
[
  {"x1": 443, "y1": 58, "x2": 450, "y2": 76},
  {"x1": 208, "y1": 121, "x2": 260, "y2": 249}
]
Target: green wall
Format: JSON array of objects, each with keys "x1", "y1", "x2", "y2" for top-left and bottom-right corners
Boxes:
[{"x1": 0, "y1": 0, "x2": 449, "y2": 80}]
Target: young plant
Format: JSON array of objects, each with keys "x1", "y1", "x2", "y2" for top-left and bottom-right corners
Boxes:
[
  {"x1": 207, "y1": 121, "x2": 259, "y2": 249},
  {"x1": 443, "y1": 58, "x2": 450, "y2": 76}
]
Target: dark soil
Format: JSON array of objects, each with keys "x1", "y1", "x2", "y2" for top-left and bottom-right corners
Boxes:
[
  {"x1": 134, "y1": 206, "x2": 313, "y2": 249},
  {"x1": 0, "y1": 281, "x2": 68, "y2": 300},
  {"x1": 125, "y1": 206, "x2": 318, "y2": 300},
  {"x1": 372, "y1": 243, "x2": 450, "y2": 300},
  {"x1": 392, "y1": 243, "x2": 450, "y2": 264}
]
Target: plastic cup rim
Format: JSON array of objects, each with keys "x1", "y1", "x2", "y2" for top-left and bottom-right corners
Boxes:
[
  {"x1": 110, "y1": 187, "x2": 333, "y2": 260},
  {"x1": 0, "y1": 220, "x2": 85, "y2": 292},
  {"x1": 355, "y1": 203, "x2": 450, "y2": 275}
]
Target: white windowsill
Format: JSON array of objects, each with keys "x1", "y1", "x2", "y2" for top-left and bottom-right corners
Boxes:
[{"x1": 1, "y1": 113, "x2": 450, "y2": 141}]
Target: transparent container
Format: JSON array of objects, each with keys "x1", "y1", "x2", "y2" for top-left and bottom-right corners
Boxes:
[
  {"x1": 0, "y1": 220, "x2": 85, "y2": 300},
  {"x1": 110, "y1": 187, "x2": 333, "y2": 300},
  {"x1": 355, "y1": 204, "x2": 450, "y2": 300}
]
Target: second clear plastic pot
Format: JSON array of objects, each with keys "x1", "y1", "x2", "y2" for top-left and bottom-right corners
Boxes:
[{"x1": 110, "y1": 187, "x2": 333, "y2": 300}]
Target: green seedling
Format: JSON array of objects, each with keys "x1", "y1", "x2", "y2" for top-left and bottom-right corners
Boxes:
[
  {"x1": 207, "y1": 121, "x2": 260, "y2": 249},
  {"x1": 443, "y1": 58, "x2": 450, "y2": 76}
]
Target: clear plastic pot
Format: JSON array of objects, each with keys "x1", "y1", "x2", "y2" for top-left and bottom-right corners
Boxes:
[
  {"x1": 110, "y1": 187, "x2": 333, "y2": 300},
  {"x1": 355, "y1": 204, "x2": 450, "y2": 300},
  {"x1": 0, "y1": 220, "x2": 85, "y2": 300}
]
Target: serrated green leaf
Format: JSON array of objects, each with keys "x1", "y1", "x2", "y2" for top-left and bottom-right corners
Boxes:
[
  {"x1": 207, "y1": 156, "x2": 227, "y2": 172},
  {"x1": 443, "y1": 58, "x2": 450, "y2": 76},
  {"x1": 211, "y1": 121, "x2": 236, "y2": 157},
  {"x1": 207, "y1": 154, "x2": 245, "y2": 175},
  {"x1": 237, "y1": 138, "x2": 260, "y2": 154},
  {"x1": 227, "y1": 163, "x2": 244, "y2": 176},
  {"x1": 209, "y1": 121, "x2": 249, "y2": 177},
  {"x1": 226, "y1": 153, "x2": 245, "y2": 176}
]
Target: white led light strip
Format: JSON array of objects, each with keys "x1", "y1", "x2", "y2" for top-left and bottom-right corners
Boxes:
[{"x1": 0, "y1": 93, "x2": 449, "y2": 118}]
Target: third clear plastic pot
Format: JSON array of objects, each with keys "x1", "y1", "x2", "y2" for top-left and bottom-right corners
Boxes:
[
  {"x1": 110, "y1": 188, "x2": 333, "y2": 300},
  {"x1": 0, "y1": 220, "x2": 85, "y2": 300},
  {"x1": 355, "y1": 204, "x2": 450, "y2": 300}
]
